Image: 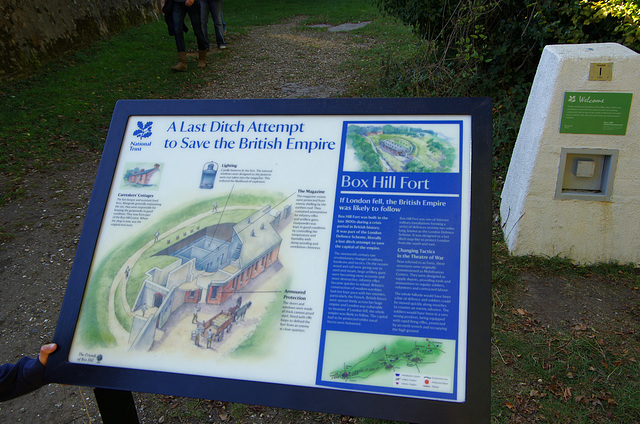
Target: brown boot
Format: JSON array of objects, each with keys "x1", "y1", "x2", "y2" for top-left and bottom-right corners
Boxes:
[
  {"x1": 197, "y1": 50, "x2": 207, "y2": 68},
  {"x1": 171, "y1": 52, "x2": 188, "y2": 72}
]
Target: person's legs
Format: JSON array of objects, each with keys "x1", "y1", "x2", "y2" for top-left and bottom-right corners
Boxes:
[
  {"x1": 172, "y1": 3, "x2": 187, "y2": 52},
  {"x1": 171, "y1": 3, "x2": 188, "y2": 71},
  {"x1": 211, "y1": 0, "x2": 225, "y2": 48},
  {"x1": 186, "y1": 2, "x2": 209, "y2": 67},
  {"x1": 186, "y1": 3, "x2": 208, "y2": 51},
  {"x1": 200, "y1": 0, "x2": 212, "y2": 50}
]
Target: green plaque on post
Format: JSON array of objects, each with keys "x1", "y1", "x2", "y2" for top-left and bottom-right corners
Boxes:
[{"x1": 560, "y1": 92, "x2": 632, "y2": 135}]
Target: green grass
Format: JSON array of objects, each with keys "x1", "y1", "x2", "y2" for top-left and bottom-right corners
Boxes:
[
  {"x1": 491, "y1": 306, "x2": 640, "y2": 423},
  {"x1": 0, "y1": 21, "x2": 194, "y2": 203},
  {"x1": 490, "y1": 233, "x2": 640, "y2": 423},
  {"x1": 226, "y1": 0, "x2": 377, "y2": 27}
]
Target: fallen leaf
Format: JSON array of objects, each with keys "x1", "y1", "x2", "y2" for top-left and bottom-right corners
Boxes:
[
  {"x1": 547, "y1": 383, "x2": 562, "y2": 397},
  {"x1": 529, "y1": 389, "x2": 547, "y2": 398},
  {"x1": 564, "y1": 386, "x2": 572, "y2": 400}
]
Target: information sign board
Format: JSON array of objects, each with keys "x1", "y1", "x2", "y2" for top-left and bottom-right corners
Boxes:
[
  {"x1": 47, "y1": 98, "x2": 491, "y2": 423},
  {"x1": 560, "y1": 91, "x2": 632, "y2": 135}
]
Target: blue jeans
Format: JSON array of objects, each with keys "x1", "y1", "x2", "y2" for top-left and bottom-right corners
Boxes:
[
  {"x1": 200, "y1": 0, "x2": 225, "y2": 49},
  {"x1": 172, "y1": 0, "x2": 208, "y2": 52}
]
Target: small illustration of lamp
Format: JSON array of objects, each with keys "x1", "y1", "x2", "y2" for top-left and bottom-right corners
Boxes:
[{"x1": 200, "y1": 162, "x2": 218, "y2": 189}]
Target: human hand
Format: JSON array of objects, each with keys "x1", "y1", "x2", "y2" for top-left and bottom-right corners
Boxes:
[
  {"x1": 186, "y1": 0, "x2": 195, "y2": 6},
  {"x1": 38, "y1": 343, "x2": 58, "y2": 366}
]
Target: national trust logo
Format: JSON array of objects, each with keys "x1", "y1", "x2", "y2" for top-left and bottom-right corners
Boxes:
[
  {"x1": 130, "y1": 121, "x2": 153, "y2": 151},
  {"x1": 133, "y1": 121, "x2": 153, "y2": 139}
]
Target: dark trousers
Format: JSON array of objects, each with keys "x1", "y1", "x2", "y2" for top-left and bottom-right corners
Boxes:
[{"x1": 172, "y1": 1, "x2": 207, "y2": 52}]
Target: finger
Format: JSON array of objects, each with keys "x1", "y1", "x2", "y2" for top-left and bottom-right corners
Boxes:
[{"x1": 38, "y1": 343, "x2": 58, "y2": 366}]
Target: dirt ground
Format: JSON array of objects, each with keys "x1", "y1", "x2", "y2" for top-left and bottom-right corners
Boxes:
[{"x1": 516, "y1": 273, "x2": 640, "y2": 333}]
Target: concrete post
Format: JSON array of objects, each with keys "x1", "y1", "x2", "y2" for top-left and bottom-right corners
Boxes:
[{"x1": 500, "y1": 43, "x2": 640, "y2": 264}]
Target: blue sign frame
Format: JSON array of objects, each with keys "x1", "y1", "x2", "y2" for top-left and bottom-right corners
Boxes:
[{"x1": 46, "y1": 98, "x2": 491, "y2": 424}]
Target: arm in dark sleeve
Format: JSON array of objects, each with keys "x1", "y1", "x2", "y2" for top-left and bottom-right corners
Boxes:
[{"x1": 0, "y1": 356, "x2": 46, "y2": 402}]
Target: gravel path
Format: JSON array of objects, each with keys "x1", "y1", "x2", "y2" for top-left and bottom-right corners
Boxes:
[{"x1": 197, "y1": 16, "x2": 374, "y2": 99}]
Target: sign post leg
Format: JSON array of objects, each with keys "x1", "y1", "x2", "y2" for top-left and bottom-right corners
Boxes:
[{"x1": 94, "y1": 388, "x2": 140, "y2": 424}]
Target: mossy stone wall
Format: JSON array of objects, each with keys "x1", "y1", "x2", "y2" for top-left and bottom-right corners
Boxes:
[{"x1": 0, "y1": 0, "x2": 160, "y2": 79}]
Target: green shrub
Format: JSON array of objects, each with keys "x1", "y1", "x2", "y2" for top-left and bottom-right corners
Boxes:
[
  {"x1": 374, "y1": 0, "x2": 640, "y2": 178},
  {"x1": 375, "y1": 0, "x2": 640, "y2": 82}
]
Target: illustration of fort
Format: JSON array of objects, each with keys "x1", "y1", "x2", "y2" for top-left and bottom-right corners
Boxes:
[
  {"x1": 127, "y1": 204, "x2": 291, "y2": 351},
  {"x1": 346, "y1": 124, "x2": 457, "y2": 173},
  {"x1": 379, "y1": 138, "x2": 413, "y2": 157}
]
